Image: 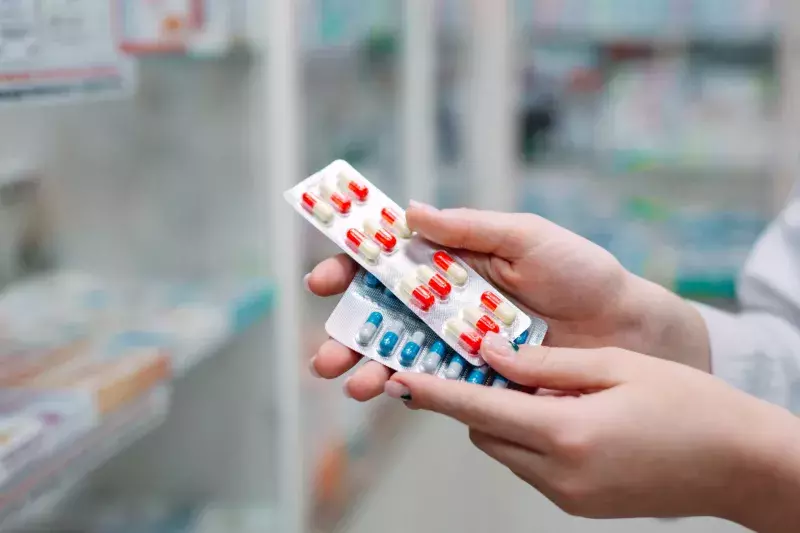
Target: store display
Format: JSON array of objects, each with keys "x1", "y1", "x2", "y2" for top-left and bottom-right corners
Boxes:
[
  {"x1": 288, "y1": 160, "x2": 536, "y2": 364},
  {"x1": 0, "y1": 1, "x2": 135, "y2": 103}
]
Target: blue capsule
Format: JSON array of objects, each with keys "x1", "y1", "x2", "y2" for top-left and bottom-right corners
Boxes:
[
  {"x1": 445, "y1": 354, "x2": 467, "y2": 380},
  {"x1": 357, "y1": 312, "x2": 384, "y2": 346},
  {"x1": 378, "y1": 323, "x2": 403, "y2": 357},
  {"x1": 364, "y1": 272, "x2": 383, "y2": 289},
  {"x1": 421, "y1": 340, "x2": 447, "y2": 374},
  {"x1": 514, "y1": 329, "x2": 530, "y2": 345},
  {"x1": 383, "y1": 286, "x2": 400, "y2": 304},
  {"x1": 400, "y1": 331, "x2": 425, "y2": 367},
  {"x1": 492, "y1": 374, "x2": 510, "y2": 389},
  {"x1": 467, "y1": 365, "x2": 490, "y2": 385}
]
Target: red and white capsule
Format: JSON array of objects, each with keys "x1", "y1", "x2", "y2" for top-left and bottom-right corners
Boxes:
[
  {"x1": 416, "y1": 265, "x2": 451, "y2": 299},
  {"x1": 481, "y1": 291, "x2": 517, "y2": 326},
  {"x1": 363, "y1": 218, "x2": 397, "y2": 253},
  {"x1": 346, "y1": 229, "x2": 381, "y2": 263},
  {"x1": 444, "y1": 319, "x2": 483, "y2": 354},
  {"x1": 380, "y1": 207, "x2": 412, "y2": 239},
  {"x1": 337, "y1": 171, "x2": 369, "y2": 202},
  {"x1": 462, "y1": 307, "x2": 501, "y2": 336},
  {"x1": 319, "y1": 182, "x2": 352, "y2": 215},
  {"x1": 399, "y1": 272, "x2": 436, "y2": 311},
  {"x1": 301, "y1": 192, "x2": 334, "y2": 224},
  {"x1": 433, "y1": 251, "x2": 468, "y2": 286}
]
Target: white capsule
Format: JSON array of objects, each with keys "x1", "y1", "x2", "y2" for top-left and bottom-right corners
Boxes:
[
  {"x1": 346, "y1": 229, "x2": 381, "y2": 263},
  {"x1": 445, "y1": 355, "x2": 467, "y2": 380}
]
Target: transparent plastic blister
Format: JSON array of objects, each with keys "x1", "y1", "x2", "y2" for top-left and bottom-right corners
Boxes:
[
  {"x1": 326, "y1": 270, "x2": 549, "y2": 387},
  {"x1": 287, "y1": 160, "x2": 533, "y2": 365}
]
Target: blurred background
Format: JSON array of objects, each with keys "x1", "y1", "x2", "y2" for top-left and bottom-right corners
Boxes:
[{"x1": 0, "y1": 0, "x2": 791, "y2": 531}]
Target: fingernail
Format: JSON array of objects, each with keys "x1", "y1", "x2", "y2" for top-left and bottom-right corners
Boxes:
[
  {"x1": 343, "y1": 379, "x2": 353, "y2": 398},
  {"x1": 385, "y1": 381, "x2": 412, "y2": 402},
  {"x1": 481, "y1": 333, "x2": 517, "y2": 359},
  {"x1": 408, "y1": 200, "x2": 436, "y2": 213},
  {"x1": 309, "y1": 358, "x2": 321, "y2": 378},
  {"x1": 303, "y1": 273, "x2": 312, "y2": 293}
]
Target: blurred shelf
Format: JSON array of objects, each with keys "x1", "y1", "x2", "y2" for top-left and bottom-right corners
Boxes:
[
  {"x1": 0, "y1": 272, "x2": 276, "y2": 531},
  {"x1": 0, "y1": 387, "x2": 170, "y2": 530},
  {"x1": 521, "y1": 28, "x2": 776, "y2": 50}
]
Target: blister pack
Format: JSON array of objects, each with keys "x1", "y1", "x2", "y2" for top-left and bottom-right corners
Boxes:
[
  {"x1": 326, "y1": 270, "x2": 549, "y2": 386},
  {"x1": 287, "y1": 160, "x2": 534, "y2": 365}
]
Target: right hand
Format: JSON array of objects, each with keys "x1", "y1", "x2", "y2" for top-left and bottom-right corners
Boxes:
[{"x1": 307, "y1": 201, "x2": 709, "y2": 400}]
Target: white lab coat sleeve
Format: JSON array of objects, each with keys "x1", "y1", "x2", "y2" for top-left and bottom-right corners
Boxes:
[{"x1": 695, "y1": 194, "x2": 800, "y2": 412}]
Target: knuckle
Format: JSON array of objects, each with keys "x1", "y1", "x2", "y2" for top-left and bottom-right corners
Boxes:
[{"x1": 550, "y1": 424, "x2": 594, "y2": 464}]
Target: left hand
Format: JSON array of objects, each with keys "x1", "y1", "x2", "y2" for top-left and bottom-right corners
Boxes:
[{"x1": 382, "y1": 335, "x2": 800, "y2": 528}]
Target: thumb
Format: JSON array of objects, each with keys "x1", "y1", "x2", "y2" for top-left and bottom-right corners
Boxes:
[
  {"x1": 480, "y1": 333, "x2": 636, "y2": 391},
  {"x1": 406, "y1": 202, "x2": 547, "y2": 260}
]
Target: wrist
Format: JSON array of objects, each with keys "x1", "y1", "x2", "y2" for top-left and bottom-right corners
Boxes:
[
  {"x1": 724, "y1": 407, "x2": 800, "y2": 532},
  {"x1": 617, "y1": 273, "x2": 711, "y2": 371}
]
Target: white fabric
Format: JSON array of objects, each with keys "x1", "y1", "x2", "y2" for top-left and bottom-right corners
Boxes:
[{"x1": 696, "y1": 188, "x2": 800, "y2": 412}]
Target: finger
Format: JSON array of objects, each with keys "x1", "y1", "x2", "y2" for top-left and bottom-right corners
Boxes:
[
  {"x1": 480, "y1": 334, "x2": 634, "y2": 391},
  {"x1": 406, "y1": 203, "x2": 554, "y2": 260},
  {"x1": 386, "y1": 373, "x2": 559, "y2": 451},
  {"x1": 345, "y1": 361, "x2": 393, "y2": 402},
  {"x1": 312, "y1": 339, "x2": 361, "y2": 379},
  {"x1": 306, "y1": 254, "x2": 359, "y2": 297}
]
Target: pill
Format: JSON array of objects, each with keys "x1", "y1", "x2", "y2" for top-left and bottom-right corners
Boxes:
[
  {"x1": 319, "y1": 182, "x2": 352, "y2": 214},
  {"x1": 301, "y1": 192, "x2": 335, "y2": 224},
  {"x1": 380, "y1": 207, "x2": 412, "y2": 239},
  {"x1": 400, "y1": 331, "x2": 425, "y2": 367},
  {"x1": 445, "y1": 354, "x2": 467, "y2": 380},
  {"x1": 480, "y1": 291, "x2": 517, "y2": 326},
  {"x1": 462, "y1": 307, "x2": 501, "y2": 336},
  {"x1": 514, "y1": 329, "x2": 530, "y2": 345},
  {"x1": 444, "y1": 319, "x2": 482, "y2": 354},
  {"x1": 364, "y1": 272, "x2": 383, "y2": 289},
  {"x1": 364, "y1": 218, "x2": 398, "y2": 253},
  {"x1": 357, "y1": 312, "x2": 384, "y2": 346},
  {"x1": 346, "y1": 229, "x2": 381, "y2": 263},
  {"x1": 467, "y1": 365, "x2": 490, "y2": 385},
  {"x1": 492, "y1": 374, "x2": 510, "y2": 389},
  {"x1": 416, "y1": 265, "x2": 452, "y2": 299},
  {"x1": 378, "y1": 323, "x2": 404, "y2": 357},
  {"x1": 337, "y1": 171, "x2": 369, "y2": 202},
  {"x1": 399, "y1": 272, "x2": 436, "y2": 312},
  {"x1": 433, "y1": 251, "x2": 468, "y2": 286},
  {"x1": 421, "y1": 340, "x2": 447, "y2": 373},
  {"x1": 383, "y1": 285, "x2": 400, "y2": 304}
]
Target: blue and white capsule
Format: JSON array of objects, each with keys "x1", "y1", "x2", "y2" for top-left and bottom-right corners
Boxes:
[
  {"x1": 400, "y1": 331, "x2": 425, "y2": 367},
  {"x1": 383, "y1": 286, "x2": 400, "y2": 304},
  {"x1": 514, "y1": 329, "x2": 530, "y2": 345},
  {"x1": 421, "y1": 340, "x2": 447, "y2": 374},
  {"x1": 467, "y1": 365, "x2": 490, "y2": 385},
  {"x1": 357, "y1": 312, "x2": 383, "y2": 346},
  {"x1": 445, "y1": 354, "x2": 467, "y2": 380},
  {"x1": 378, "y1": 322, "x2": 404, "y2": 357},
  {"x1": 492, "y1": 374, "x2": 510, "y2": 389},
  {"x1": 364, "y1": 272, "x2": 383, "y2": 289}
]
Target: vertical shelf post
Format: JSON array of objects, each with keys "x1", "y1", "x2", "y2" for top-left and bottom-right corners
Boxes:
[
  {"x1": 777, "y1": 0, "x2": 800, "y2": 211},
  {"x1": 402, "y1": 0, "x2": 436, "y2": 204},
  {"x1": 465, "y1": 0, "x2": 516, "y2": 211},
  {"x1": 264, "y1": 0, "x2": 305, "y2": 531}
]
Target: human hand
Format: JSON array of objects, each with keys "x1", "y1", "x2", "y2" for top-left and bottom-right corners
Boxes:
[
  {"x1": 381, "y1": 336, "x2": 800, "y2": 531},
  {"x1": 307, "y1": 203, "x2": 710, "y2": 400}
]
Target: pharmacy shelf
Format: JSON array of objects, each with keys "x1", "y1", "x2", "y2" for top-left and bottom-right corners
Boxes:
[
  {"x1": 0, "y1": 272, "x2": 276, "y2": 531},
  {"x1": 519, "y1": 28, "x2": 775, "y2": 50},
  {"x1": 0, "y1": 387, "x2": 170, "y2": 530}
]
